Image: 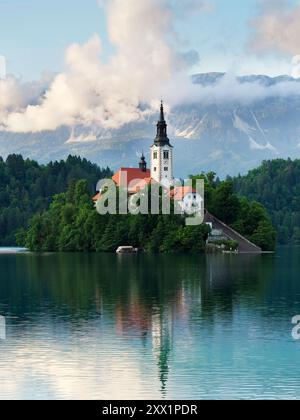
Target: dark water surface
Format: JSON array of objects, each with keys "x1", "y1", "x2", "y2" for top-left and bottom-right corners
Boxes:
[{"x1": 0, "y1": 247, "x2": 300, "y2": 400}]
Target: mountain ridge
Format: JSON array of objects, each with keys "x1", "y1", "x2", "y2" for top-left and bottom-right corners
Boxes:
[{"x1": 1, "y1": 72, "x2": 300, "y2": 177}]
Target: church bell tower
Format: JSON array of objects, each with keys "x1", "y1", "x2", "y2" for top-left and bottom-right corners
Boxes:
[{"x1": 150, "y1": 102, "x2": 174, "y2": 184}]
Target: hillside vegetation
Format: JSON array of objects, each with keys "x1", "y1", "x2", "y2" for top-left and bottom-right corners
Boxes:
[
  {"x1": 0, "y1": 154, "x2": 112, "y2": 245},
  {"x1": 233, "y1": 159, "x2": 300, "y2": 244},
  {"x1": 23, "y1": 176, "x2": 276, "y2": 253},
  {"x1": 0, "y1": 154, "x2": 281, "y2": 251}
]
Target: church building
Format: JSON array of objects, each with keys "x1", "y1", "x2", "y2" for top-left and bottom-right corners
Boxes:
[
  {"x1": 111, "y1": 101, "x2": 174, "y2": 190},
  {"x1": 93, "y1": 102, "x2": 198, "y2": 206},
  {"x1": 92, "y1": 101, "x2": 263, "y2": 254}
]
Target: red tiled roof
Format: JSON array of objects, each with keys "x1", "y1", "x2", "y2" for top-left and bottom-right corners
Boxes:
[
  {"x1": 94, "y1": 183, "x2": 197, "y2": 202},
  {"x1": 112, "y1": 168, "x2": 151, "y2": 188},
  {"x1": 92, "y1": 192, "x2": 102, "y2": 202},
  {"x1": 93, "y1": 168, "x2": 152, "y2": 201}
]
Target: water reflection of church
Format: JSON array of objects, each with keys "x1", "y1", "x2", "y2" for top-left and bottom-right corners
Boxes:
[
  {"x1": 110, "y1": 253, "x2": 269, "y2": 395},
  {"x1": 114, "y1": 284, "x2": 188, "y2": 395},
  {"x1": 114, "y1": 299, "x2": 177, "y2": 394},
  {"x1": 151, "y1": 308, "x2": 173, "y2": 394}
]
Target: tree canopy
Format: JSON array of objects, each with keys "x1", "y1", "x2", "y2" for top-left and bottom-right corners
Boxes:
[
  {"x1": 0, "y1": 154, "x2": 112, "y2": 245},
  {"x1": 232, "y1": 159, "x2": 300, "y2": 244},
  {"x1": 190, "y1": 173, "x2": 276, "y2": 251},
  {"x1": 0, "y1": 154, "x2": 279, "y2": 252},
  {"x1": 23, "y1": 180, "x2": 211, "y2": 253},
  {"x1": 23, "y1": 174, "x2": 276, "y2": 253}
]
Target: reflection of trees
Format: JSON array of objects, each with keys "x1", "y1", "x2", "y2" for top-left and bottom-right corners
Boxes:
[
  {"x1": 186, "y1": 254, "x2": 276, "y2": 322},
  {"x1": 0, "y1": 252, "x2": 276, "y2": 394}
]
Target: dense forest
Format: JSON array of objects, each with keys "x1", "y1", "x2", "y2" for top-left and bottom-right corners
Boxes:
[
  {"x1": 233, "y1": 159, "x2": 300, "y2": 244},
  {"x1": 0, "y1": 154, "x2": 279, "y2": 252},
  {"x1": 23, "y1": 180, "x2": 211, "y2": 253},
  {"x1": 22, "y1": 173, "x2": 276, "y2": 253},
  {"x1": 0, "y1": 154, "x2": 112, "y2": 245}
]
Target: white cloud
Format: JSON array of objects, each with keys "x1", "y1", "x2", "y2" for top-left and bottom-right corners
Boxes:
[
  {"x1": 250, "y1": 0, "x2": 300, "y2": 78},
  {"x1": 291, "y1": 55, "x2": 300, "y2": 78},
  {"x1": 252, "y1": 0, "x2": 300, "y2": 55},
  {"x1": 0, "y1": 77, "x2": 23, "y2": 112},
  {"x1": 0, "y1": 0, "x2": 191, "y2": 133},
  {"x1": 161, "y1": 71, "x2": 300, "y2": 108},
  {"x1": 0, "y1": 73, "x2": 54, "y2": 124},
  {"x1": 0, "y1": 55, "x2": 6, "y2": 79},
  {"x1": 1, "y1": 0, "x2": 300, "y2": 135}
]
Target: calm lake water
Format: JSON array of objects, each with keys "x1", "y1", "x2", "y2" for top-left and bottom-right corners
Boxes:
[{"x1": 0, "y1": 247, "x2": 300, "y2": 400}]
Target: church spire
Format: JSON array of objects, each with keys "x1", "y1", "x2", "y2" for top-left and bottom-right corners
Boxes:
[
  {"x1": 160, "y1": 100, "x2": 165, "y2": 123},
  {"x1": 155, "y1": 101, "x2": 170, "y2": 146},
  {"x1": 151, "y1": 100, "x2": 174, "y2": 184}
]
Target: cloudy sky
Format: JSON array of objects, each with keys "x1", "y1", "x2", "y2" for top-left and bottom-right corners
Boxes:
[
  {"x1": 0, "y1": 0, "x2": 298, "y2": 80},
  {"x1": 0, "y1": 0, "x2": 300, "y2": 133}
]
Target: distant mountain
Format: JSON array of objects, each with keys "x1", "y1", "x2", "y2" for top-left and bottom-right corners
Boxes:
[
  {"x1": 1, "y1": 73, "x2": 300, "y2": 177},
  {"x1": 192, "y1": 73, "x2": 298, "y2": 86}
]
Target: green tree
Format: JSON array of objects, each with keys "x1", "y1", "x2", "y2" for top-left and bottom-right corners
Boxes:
[
  {"x1": 233, "y1": 159, "x2": 300, "y2": 244},
  {"x1": 0, "y1": 154, "x2": 112, "y2": 246},
  {"x1": 212, "y1": 181, "x2": 241, "y2": 224}
]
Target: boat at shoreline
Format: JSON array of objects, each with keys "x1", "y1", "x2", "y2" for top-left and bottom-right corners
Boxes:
[{"x1": 116, "y1": 246, "x2": 138, "y2": 254}]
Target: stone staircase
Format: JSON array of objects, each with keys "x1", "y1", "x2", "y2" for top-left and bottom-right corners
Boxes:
[{"x1": 204, "y1": 211, "x2": 262, "y2": 254}]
